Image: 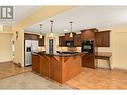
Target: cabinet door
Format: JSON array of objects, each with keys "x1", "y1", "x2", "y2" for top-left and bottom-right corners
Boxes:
[
  {"x1": 32, "y1": 55, "x2": 40, "y2": 73},
  {"x1": 59, "y1": 36, "x2": 65, "y2": 46},
  {"x1": 74, "y1": 34, "x2": 81, "y2": 47},
  {"x1": 24, "y1": 33, "x2": 38, "y2": 40},
  {"x1": 82, "y1": 54, "x2": 95, "y2": 68},
  {"x1": 50, "y1": 57, "x2": 62, "y2": 83},
  {"x1": 40, "y1": 56, "x2": 50, "y2": 77},
  {"x1": 65, "y1": 33, "x2": 73, "y2": 41},
  {"x1": 81, "y1": 30, "x2": 95, "y2": 40},
  {"x1": 95, "y1": 31, "x2": 110, "y2": 47}
]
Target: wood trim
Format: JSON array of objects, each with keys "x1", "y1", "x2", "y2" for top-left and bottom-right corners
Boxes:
[
  {"x1": 114, "y1": 68, "x2": 127, "y2": 72},
  {"x1": 99, "y1": 30, "x2": 111, "y2": 32},
  {"x1": 81, "y1": 28, "x2": 98, "y2": 32},
  {"x1": 0, "y1": 61, "x2": 13, "y2": 64}
]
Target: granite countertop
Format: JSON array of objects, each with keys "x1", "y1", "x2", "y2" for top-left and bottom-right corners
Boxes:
[{"x1": 32, "y1": 52, "x2": 84, "y2": 57}]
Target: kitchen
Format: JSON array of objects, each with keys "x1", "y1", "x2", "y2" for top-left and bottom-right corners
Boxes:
[
  {"x1": 24, "y1": 19, "x2": 111, "y2": 83},
  {"x1": 0, "y1": 6, "x2": 127, "y2": 89}
]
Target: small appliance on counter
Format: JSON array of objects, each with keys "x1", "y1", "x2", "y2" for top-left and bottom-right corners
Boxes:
[
  {"x1": 25, "y1": 40, "x2": 38, "y2": 66},
  {"x1": 81, "y1": 40, "x2": 94, "y2": 54}
]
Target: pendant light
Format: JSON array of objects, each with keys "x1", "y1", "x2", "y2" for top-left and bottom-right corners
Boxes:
[
  {"x1": 50, "y1": 20, "x2": 54, "y2": 37},
  {"x1": 39, "y1": 24, "x2": 42, "y2": 38},
  {"x1": 70, "y1": 21, "x2": 73, "y2": 37}
]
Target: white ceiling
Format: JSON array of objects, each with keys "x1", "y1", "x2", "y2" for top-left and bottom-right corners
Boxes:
[
  {"x1": 0, "y1": 6, "x2": 41, "y2": 25},
  {"x1": 24, "y1": 6, "x2": 127, "y2": 34}
]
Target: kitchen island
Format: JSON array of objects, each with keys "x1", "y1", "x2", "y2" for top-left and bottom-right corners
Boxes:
[{"x1": 32, "y1": 52, "x2": 83, "y2": 83}]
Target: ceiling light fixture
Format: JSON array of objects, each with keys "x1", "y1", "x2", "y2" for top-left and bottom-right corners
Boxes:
[
  {"x1": 50, "y1": 20, "x2": 54, "y2": 37},
  {"x1": 39, "y1": 24, "x2": 42, "y2": 38},
  {"x1": 70, "y1": 21, "x2": 73, "y2": 37},
  {"x1": 64, "y1": 29, "x2": 68, "y2": 32}
]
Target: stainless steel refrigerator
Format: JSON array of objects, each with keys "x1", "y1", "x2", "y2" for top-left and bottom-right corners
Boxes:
[{"x1": 25, "y1": 40, "x2": 38, "y2": 66}]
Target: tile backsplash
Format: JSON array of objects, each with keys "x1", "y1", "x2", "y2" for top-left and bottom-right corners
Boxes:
[
  {"x1": 38, "y1": 46, "x2": 81, "y2": 52},
  {"x1": 57, "y1": 47, "x2": 81, "y2": 52}
]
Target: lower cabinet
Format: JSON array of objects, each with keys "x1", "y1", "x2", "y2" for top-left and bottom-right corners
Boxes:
[
  {"x1": 82, "y1": 54, "x2": 95, "y2": 68},
  {"x1": 32, "y1": 54, "x2": 83, "y2": 83},
  {"x1": 32, "y1": 55, "x2": 40, "y2": 73},
  {"x1": 40, "y1": 56, "x2": 50, "y2": 77},
  {"x1": 50, "y1": 57, "x2": 62, "y2": 83}
]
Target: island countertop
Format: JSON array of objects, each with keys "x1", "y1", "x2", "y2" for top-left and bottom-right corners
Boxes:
[{"x1": 32, "y1": 51, "x2": 84, "y2": 57}]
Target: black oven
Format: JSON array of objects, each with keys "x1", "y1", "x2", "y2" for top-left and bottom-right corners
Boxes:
[{"x1": 81, "y1": 40, "x2": 94, "y2": 53}]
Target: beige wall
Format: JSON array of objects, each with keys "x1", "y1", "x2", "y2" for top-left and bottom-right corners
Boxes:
[
  {"x1": 111, "y1": 25, "x2": 127, "y2": 70},
  {"x1": 13, "y1": 29, "x2": 24, "y2": 67},
  {"x1": 0, "y1": 34, "x2": 13, "y2": 62}
]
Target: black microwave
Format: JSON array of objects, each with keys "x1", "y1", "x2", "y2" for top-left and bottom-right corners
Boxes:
[{"x1": 65, "y1": 41, "x2": 74, "y2": 47}]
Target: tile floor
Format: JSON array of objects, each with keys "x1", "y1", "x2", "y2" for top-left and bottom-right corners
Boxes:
[
  {"x1": 0, "y1": 62, "x2": 31, "y2": 79},
  {"x1": 0, "y1": 72, "x2": 71, "y2": 89},
  {"x1": 65, "y1": 68, "x2": 127, "y2": 89},
  {"x1": 0, "y1": 62, "x2": 127, "y2": 89}
]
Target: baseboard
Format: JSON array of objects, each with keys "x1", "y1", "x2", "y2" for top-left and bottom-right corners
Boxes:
[
  {"x1": 114, "y1": 67, "x2": 127, "y2": 71},
  {"x1": 0, "y1": 61, "x2": 13, "y2": 64}
]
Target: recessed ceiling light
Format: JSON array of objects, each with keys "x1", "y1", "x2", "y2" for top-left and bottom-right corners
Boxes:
[{"x1": 64, "y1": 29, "x2": 68, "y2": 32}]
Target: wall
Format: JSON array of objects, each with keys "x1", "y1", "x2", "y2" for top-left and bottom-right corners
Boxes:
[
  {"x1": 13, "y1": 29, "x2": 24, "y2": 67},
  {"x1": 0, "y1": 33, "x2": 13, "y2": 62},
  {"x1": 111, "y1": 25, "x2": 127, "y2": 70}
]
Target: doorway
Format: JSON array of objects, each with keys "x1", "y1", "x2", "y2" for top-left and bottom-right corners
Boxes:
[{"x1": 49, "y1": 39, "x2": 54, "y2": 54}]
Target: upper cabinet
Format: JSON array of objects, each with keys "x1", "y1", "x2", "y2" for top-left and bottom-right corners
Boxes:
[
  {"x1": 24, "y1": 33, "x2": 38, "y2": 40},
  {"x1": 95, "y1": 30, "x2": 110, "y2": 47},
  {"x1": 38, "y1": 36, "x2": 44, "y2": 46},
  {"x1": 59, "y1": 36, "x2": 65, "y2": 46},
  {"x1": 81, "y1": 28, "x2": 98, "y2": 40},
  {"x1": 59, "y1": 29, "x2": 110, "y2": 47},
  {"x1": 65, "y1": 33, "x2": 73, "y2": 41},
  {"x1": 24, "y1": 33, "x2": 44, "y2": 46},
  {"x1": 74, "y1": 34, "x2": 81, "y2": 47},
  {"x1": 59, "y1": 33, "x2": 80, "y2": 47}
]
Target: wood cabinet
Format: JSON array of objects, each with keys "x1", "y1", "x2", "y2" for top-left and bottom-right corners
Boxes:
[
  {"x1": 81, "y1": 28, "x2": 97, "y2": 40},
  {"x1": 38, "y1": 36, "x2": 44, "y2": 46},
  {"x1": 59, "y1": 36, "x2": 65, "y2": 46},
  {"x1": 32, "y1": 55, "x2": 40, "y2": 73},
  {"x1": 50, "y1": 57, "x2": 62, "y2": 83},
  {"x1": 65, "y1": 33, "x2": 74, "y2": 41},
  {"x1": 59, "y1": 33, "x2": 79, "y2": 47},
  {"x1": 24, "y1": 33, "x2": 38, "y2": 40},
  {"x1": 74, "y1": 34, "x2": 81, "y2": 47},
  {"x1": 40, "y1": 55, "x2": 50, "y2": 77},
  {"x1": 82, "y1": 54, "x2": 95, "y2": 68},
  {"x1": 24, "y1": 33, "x2": 44, "y2": 46},
  {"x1": 95, "y1": 30, "x2": 110, "y2": 47},
  {"x1": 32, "y1": 54, "x2": 82, "y2": 83}
]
